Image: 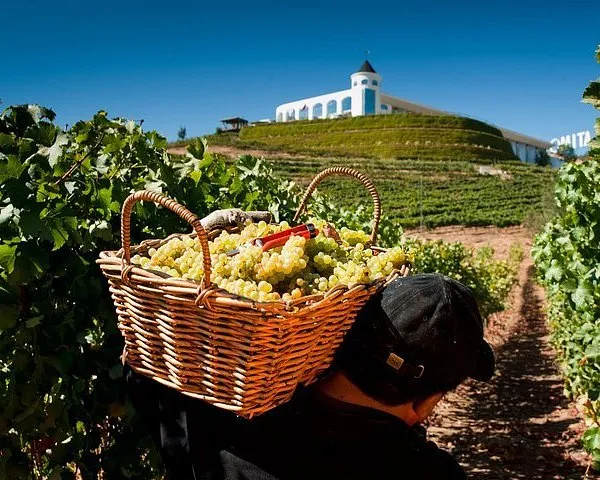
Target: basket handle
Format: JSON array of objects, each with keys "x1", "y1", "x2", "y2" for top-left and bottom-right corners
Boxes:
[
  {"x1": 121, "y1": 190, "x2": 212, "y2": 290},
  {"x1": 292, "y1": 167, "x2": 381, "y2": 244}
]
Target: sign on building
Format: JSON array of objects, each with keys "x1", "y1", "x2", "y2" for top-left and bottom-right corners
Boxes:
[{"x1": 550, "y1": 131, "x2": 592, "y2": 151}]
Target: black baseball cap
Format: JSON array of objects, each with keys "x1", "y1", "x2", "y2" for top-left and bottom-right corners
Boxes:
[{"x1": 347, "y1": 273, "x2": 495, "y2": 392}]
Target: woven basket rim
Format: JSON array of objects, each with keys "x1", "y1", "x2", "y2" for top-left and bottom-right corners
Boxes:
[
  {"x1": 98, "y1": 248, "x2": 404, "y2": 314},
  {"x1": 97, "y1": 222, "x2": 410, "y2": 311}
]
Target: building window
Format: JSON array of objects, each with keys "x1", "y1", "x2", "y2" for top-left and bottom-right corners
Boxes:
[
  {"x1": 380, "y1": 104, "x2": 388, "y2": 111},
  {"x1": 286, "y1": 109, "x2": 295, "y2": 121},
  {"x1": 361, "y1": 79, "x2": 368, "y2": 85},
  {"x1": 312, "y1": 103, "x2": 322, "y2": 119},
  {"x1": 372, "y1": 80, "x2": 378, "y2": 86},
  {"x1": 353, "y1": 81, "x2": 357, "y2": 86},
  {"x1": 341, "y1": 97, "x2": 351, "y2": 111},
  {"x1": 364, "y1": 88, "x2": 375, "y2": 115},
  {"x1": 327, "y1": 100, "x2": 337, "y2": 116},
  {"x1": 299, "y1": 105, "x2": 309, "y2": 120}
]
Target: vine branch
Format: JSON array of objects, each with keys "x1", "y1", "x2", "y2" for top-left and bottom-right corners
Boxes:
[{"x1": 54, "y1": 132, "x2": 106, "y2": 186}]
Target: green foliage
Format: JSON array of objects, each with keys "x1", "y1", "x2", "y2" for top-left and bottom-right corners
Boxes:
[
  {"x1": 583, "y1": 427, "x2": 600, "y2": 471},
  {"x1": 557, "y1": 143, "x2": 577, "y2": 162},
  {"x1": 407, "y1": 240, "x2": 522, "y2": 320},
  {"x1": 533, "y1": 159, "x2": 600, "y2": 464},
  {"x1": 177, "y1": 126, "x2": 186, "y2": 141},
  {"x1": 0, "y1": 105, "x2": 300, "y2": 478},
  {"x1": 535, "y1": 149, "x2": 551, "y2": 167},
  {"x1": 235, "y1": 114, "x2": 518, "y2": 161},
  {"x1": 533, "y1": 46, "x2": 600, "y2": 467}
]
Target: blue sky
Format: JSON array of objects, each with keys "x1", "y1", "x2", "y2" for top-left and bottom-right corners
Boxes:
[{"x1": 3, "y1": 0, "x2": 599, "y2": 145}]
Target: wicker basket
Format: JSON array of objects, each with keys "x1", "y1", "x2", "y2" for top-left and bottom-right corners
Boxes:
[{"x1": 97, "y1": 167, "x2": 408, "y2": 417}]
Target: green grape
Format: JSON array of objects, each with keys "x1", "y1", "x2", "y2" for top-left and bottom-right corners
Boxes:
[{"x1": 132, "y1": 221, "x2": 413, "y2": 302}]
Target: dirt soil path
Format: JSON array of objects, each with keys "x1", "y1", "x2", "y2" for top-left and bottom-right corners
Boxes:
[
  {"x1": 405, "y1": 226, "x2": 598, "y2": 479},
  {"x1": 168, "y1": 145, "x2": 300, "y2": 159}
]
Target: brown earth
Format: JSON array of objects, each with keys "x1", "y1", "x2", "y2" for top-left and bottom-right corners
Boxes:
[
  {"x1": 168, "y1": 145, "x2": 299, "y2": 159},
  {"x1": 405, "y1": 226, "x2": 598, "y2": 479}
]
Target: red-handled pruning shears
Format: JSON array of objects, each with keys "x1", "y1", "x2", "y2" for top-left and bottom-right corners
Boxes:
[{"x1": 226, "y1": 223, "x2": 319, "y2": 256}]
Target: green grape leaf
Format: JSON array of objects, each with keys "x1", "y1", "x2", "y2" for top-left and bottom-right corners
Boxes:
[
  {"x1": 583, "y1": 427, "x2": 600, "y2": 453},
  {"x1": 38, "y1": 133, "x2": 69, "y2": 168},
  {"x1": 572, "y1": 283, "x2": 592, "y2": 309},
  {"x1": 0, "y1": 304, "x2": 18, "y2": 331},
  {"x1": 0, "y1": 204, "x2": 16, "y2": 225},
  {"x1": 50, "y1": 225, "x2": 68, "y2": 250},
  {"x1": 25, "y1": 315, "x2": 44, "y2": 328},
  {"x1": 24, "y1": 121, "x2": 58, "y2": 147},
  {"x1": 18, "y1": 211, "x2": 52, "y2": 242},
  {"x1": 27, "y1": 104, "x2": 56, "y2": 122},
  {"x1": 0, "y1": 155, "x2": 26, "y2": 183},
  {"x1": 186, "y1": 138, "x2": 206, "y2": 160},
  {"x1": 0, "y1": 244, "x2": 17, "y2": 273},
  {"x1": 544, "y1": 264, "x2": 563, "y2": 282}
]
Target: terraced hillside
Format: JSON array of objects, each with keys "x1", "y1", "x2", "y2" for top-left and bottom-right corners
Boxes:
[
  {"x1": 208, "y1": 114, "x2": 519, "y2": 162},
  {"x1": 172, "y1": 114, "x2": 555, "y2": 229},
  {"x1": 262, "y1": 155, "x2": 555, "y2": 228}
]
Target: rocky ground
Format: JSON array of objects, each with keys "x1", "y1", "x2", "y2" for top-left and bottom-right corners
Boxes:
[{"x1": 406, "y1": 226, "x2": 598, "y2": 479}]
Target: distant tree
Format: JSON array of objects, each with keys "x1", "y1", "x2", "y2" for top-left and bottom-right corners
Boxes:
[
  {"x1": 177, "y1": 126, "x2": 186, "y2": 141},
  {"x1": 535, "y1": 149, "x2": 551, "y2": 167},
  {"x1": 557, "y1": 144, "x2": 577, "y2": 162}
]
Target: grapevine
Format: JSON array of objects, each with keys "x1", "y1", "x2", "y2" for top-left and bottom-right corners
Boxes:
[{"x1": 532, "y1": 45, "x2": 600, "y2": 469}]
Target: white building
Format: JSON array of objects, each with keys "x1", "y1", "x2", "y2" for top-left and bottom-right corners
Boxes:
[{"x1": 275, "y1": 61, "x2": 550, "y2": 163}]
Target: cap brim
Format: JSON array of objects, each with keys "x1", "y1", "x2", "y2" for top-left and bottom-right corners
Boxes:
[{"x1": 469, "y1": 341, "x2": 495, "y2": 381}]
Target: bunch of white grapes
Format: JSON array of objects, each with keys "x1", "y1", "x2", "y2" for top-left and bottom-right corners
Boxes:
[{"x1": 131, "y1": 220, "x2": 412, "y2": 303}]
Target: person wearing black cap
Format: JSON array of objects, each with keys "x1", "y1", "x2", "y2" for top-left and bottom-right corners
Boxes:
[{"x1": 125, "y1": 273, "x2": 494, "y2": 479}]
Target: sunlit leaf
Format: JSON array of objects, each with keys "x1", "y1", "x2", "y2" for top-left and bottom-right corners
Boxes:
[
  {"x1": 0, "y1": 243, "x2": 17, "y2": 273},
  {"x1": 0, "y1": 155, "x2": 26, "y2": 182},
  {"x1": 38, "y1": 132, "x2": 69, "y2": 167}
]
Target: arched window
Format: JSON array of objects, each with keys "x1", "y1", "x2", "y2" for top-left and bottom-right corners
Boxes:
[
  {"x1": 372, "y1": 79, "x2": 378, "y2": 86},
  {"x1": 361, "y1": 79, "x2": 368, "y2": 85},
  {"x1": 312, "y1": 103, "x2": 323, "y2": 119},
  {"x1": 327, "y1": 100, "x2": 337, "y2": 116},
  {"x1": 299, "y1": 105, "x2": 309, "y2": 120},
  {"x1": 277, "y1": 112, "x2": 283, "y2": 122},
  {"x1": 286, "y1": 109, "x2": 295, "y2": 121},
  {"x1": 341, "y1": 97, "x2": 351, "y2": 111}
]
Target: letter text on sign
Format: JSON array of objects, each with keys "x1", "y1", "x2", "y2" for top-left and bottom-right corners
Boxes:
[{"x1": 551, "y1": 130, "x2": 592, "y2": 150}]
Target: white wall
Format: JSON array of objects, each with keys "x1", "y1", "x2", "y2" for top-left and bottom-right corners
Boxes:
[
  {"x1": 275, "y1": 89, "x2": 352, "y2": 122},
  {"x1": 276, "y1": 70, "x2": 383, "y2": 122}
]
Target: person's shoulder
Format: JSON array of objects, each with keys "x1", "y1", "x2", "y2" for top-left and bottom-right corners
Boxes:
[
  {"x1": 218, "y1": 451, "x2": 280, "y2": 480},
  {"x1": 406, "y1": 433, "x2": 467, "y2": 480},
  {"x1": 376, "y1": 446, "x2": 465, "y2": 480}
]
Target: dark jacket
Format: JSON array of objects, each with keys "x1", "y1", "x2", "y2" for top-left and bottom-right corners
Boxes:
[{"x1": 125, "y1": 366, "x2": 466, "y2": 480}]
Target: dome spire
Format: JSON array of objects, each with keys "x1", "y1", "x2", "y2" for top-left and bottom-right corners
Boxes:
[{"x1": 356, "y1": 59, "x2": 376, "y2": 74}]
